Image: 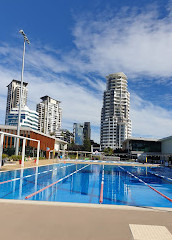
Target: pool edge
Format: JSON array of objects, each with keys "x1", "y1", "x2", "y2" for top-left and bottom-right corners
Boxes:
[{"x1": 0, "y1": 199, "x2": 171, "y2": 212}]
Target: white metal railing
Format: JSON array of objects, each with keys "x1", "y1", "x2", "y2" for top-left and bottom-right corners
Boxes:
[{"x1": 0, "y1": 131, "x2": 40, "y2": 168}]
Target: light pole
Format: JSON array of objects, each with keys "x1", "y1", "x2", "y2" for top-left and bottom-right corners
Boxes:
[{"x1": 15, "y1": 30, "x2": 30, "y2": 155}]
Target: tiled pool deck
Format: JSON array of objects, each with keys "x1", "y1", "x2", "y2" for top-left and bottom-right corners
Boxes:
[{"x1": 0, "y1": 199, "x2": 172, "y2": 240}]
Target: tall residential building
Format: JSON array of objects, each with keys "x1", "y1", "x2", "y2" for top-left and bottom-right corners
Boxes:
[
  {"x1": 60, "y1": 129, "x2": 74, "y2": 143},
  {"x1": 36, "y1": 96, "x2": 62, "y2": 137},
  {"x1": 100, "y1": 72, "x2": 131, "y2": 150},
  {"x1": 5, "y1": 106, "x2": 39, "y2": 131},
  {"x1": 5, "y1": 79, "x2": 28, "y2": 124}
]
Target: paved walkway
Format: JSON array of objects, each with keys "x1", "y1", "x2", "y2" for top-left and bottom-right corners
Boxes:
[
  {"x1": 0, "y1": 159, "x2": 59, "y2": 171},
  {"x1": 0, "y1": 200, "x2": 171, "y2": 240}
]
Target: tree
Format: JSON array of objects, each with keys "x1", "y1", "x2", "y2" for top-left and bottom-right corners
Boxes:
[
  {"x1": 83, "y1": 138, "x2": 91, "y2": 152},
  {"x1": 103, "y1": 147, "x2": 114, "y2": 155},
  {"x1": 67, "y1": 141, "x2": 84, "y2": 151}
]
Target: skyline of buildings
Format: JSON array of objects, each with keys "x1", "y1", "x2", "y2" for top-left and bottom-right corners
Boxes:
[
  {"x1": 100, "y1": 72, "x2": 131, "y2": 150},
  {"x1": 4, "y1": 79, "x2": 92, "y2": 146},
  {"x1": 3, "y1": 73, "x2": 132, "y2": 149}
]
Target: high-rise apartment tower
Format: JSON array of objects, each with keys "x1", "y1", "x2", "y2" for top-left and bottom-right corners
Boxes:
[
  {"x1": 5, "y1": 79, "x2": 28, "y2": 124},
  {"x1": 36, "y1": 96, "x2": 62, "y2": 137},
  {"x1": 100, "y1": 72, "x2": 131, "y2": 150}
]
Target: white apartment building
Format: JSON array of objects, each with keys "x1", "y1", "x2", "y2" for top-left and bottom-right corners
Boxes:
[
  {"x1": 5, "y1": 106, "x2": 39, "y2": 131},
  {"x1": 36, "y1": 96, "x2": 62, "y2": 137},
  {"x1": 100, "y1": 72, "x2": 131, "y2": 150},
  {"x1": 5, "y1": 79, "x2": 28, "y2": 124}
]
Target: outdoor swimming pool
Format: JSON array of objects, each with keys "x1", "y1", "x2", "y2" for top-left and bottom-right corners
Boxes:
[{"x1": 0, "y1": 163, "x2": 172, "y2": 208}]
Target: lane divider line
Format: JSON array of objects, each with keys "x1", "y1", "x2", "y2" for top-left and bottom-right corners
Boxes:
[
  {"x1": 0, "y1": 164, "x2": 75, "y2": 185},
  {"x1": 149, "y1": 172, "x2": 172, "y2": 182},
  {"x1": 119, "y1": 166, "x2": 172, "y2": 203},
  {"x1": 25, "y1": 164, "x2": 90, "y2": 199},
  {"x1": 99, "y1": 165, "x2": 104, "y2": 204}
]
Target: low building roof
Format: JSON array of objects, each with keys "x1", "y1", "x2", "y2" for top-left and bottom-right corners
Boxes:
[
  {"x1": 0, "y1": 124, "x2": 68, "y2": 144},
  {"x1": 123, "y1": 136, "x2": 160, "y2": 143},
  {"x1": 40, "y1": 95, "x2": 61, "y2": 103},
  {"x1": 6, "y1": 79, "x2": 28, "y2": 87},
  {"x1": 160, "y1": 135, "x2": 172, "y2": 142}
]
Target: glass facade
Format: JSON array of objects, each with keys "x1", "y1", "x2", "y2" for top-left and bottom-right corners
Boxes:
[
  {"x1": 6, "y1": 107, "x2": 38, "y2": 130},
  {"x1": 73, "y1": 123, "x2": 84, "y2": 145},
  {"x1": 130, "y1": 140, "x2": 161, "y2": 152}
]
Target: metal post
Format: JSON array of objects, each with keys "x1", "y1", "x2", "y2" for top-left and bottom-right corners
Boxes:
[
  {"x1": 19, "y1": 169, "x2": 24, "y2": 199},
  {"x1": 34, "y1": 166, "x2": 38, "y2": 192},
  {"x1": 91, "y1": 145, "x2": 93, "y2": 153},
  {"x1": 15, "y1": 39, "x2": 26, "y2": 156},
  {"x1": 21, "y1": 138, "x2": 26, "y2": 167},
  {"x1": 0, "y1": 133, "x2": 4, "y2": 168},
  {"x1": 36, "y1": 141, "x2": 40, "y2": 165},
  {"x1": 33, "y1": 148, "x2": 34, "y2": 158}
]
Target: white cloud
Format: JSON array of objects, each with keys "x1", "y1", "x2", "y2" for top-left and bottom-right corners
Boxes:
[
  {"x1": 26, "y1": 49, "x2": 69, "y2": 73},
  {"x1": 0, "y1": 65, "x2": 102, "y2": 142},
  {"x1": 71, "y1": 6, "x2": 172, "y2": 78},
  {"x1": 1, "y1": 4, "x2": 172, "y2": 143},
  {"x1": 26, "y1": 74, "x2": 102, "y2": 126},
  {"x1": 130, "y1": 93, "x2": 172, "y2": 138}
]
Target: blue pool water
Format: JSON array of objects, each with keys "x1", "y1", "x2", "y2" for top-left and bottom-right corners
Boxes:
[{"x1": 0, "y1": 163, "x2": 172, "y2": 207}]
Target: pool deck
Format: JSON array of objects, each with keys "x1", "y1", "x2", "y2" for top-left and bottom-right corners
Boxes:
[
  {"x1": 0, "y1": 199, "x2": 171, "y2": 240},
  {"x1": 0, "y1": 159, "x2": 159, "y2": 172}
]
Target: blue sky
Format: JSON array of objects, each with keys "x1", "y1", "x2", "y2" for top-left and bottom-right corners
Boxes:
[{"x1": 0, "y1": 0, "x2": 172, "y2": 142}]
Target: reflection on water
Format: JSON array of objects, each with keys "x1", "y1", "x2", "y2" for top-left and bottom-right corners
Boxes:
[{"x1": 0, "y1": 163, "x2": 172, "y2": 207}]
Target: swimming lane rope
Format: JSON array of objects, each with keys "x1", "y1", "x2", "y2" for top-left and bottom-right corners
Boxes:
[{"x1": 118, "y1": 166, "x2": 172, "y2": 203}]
